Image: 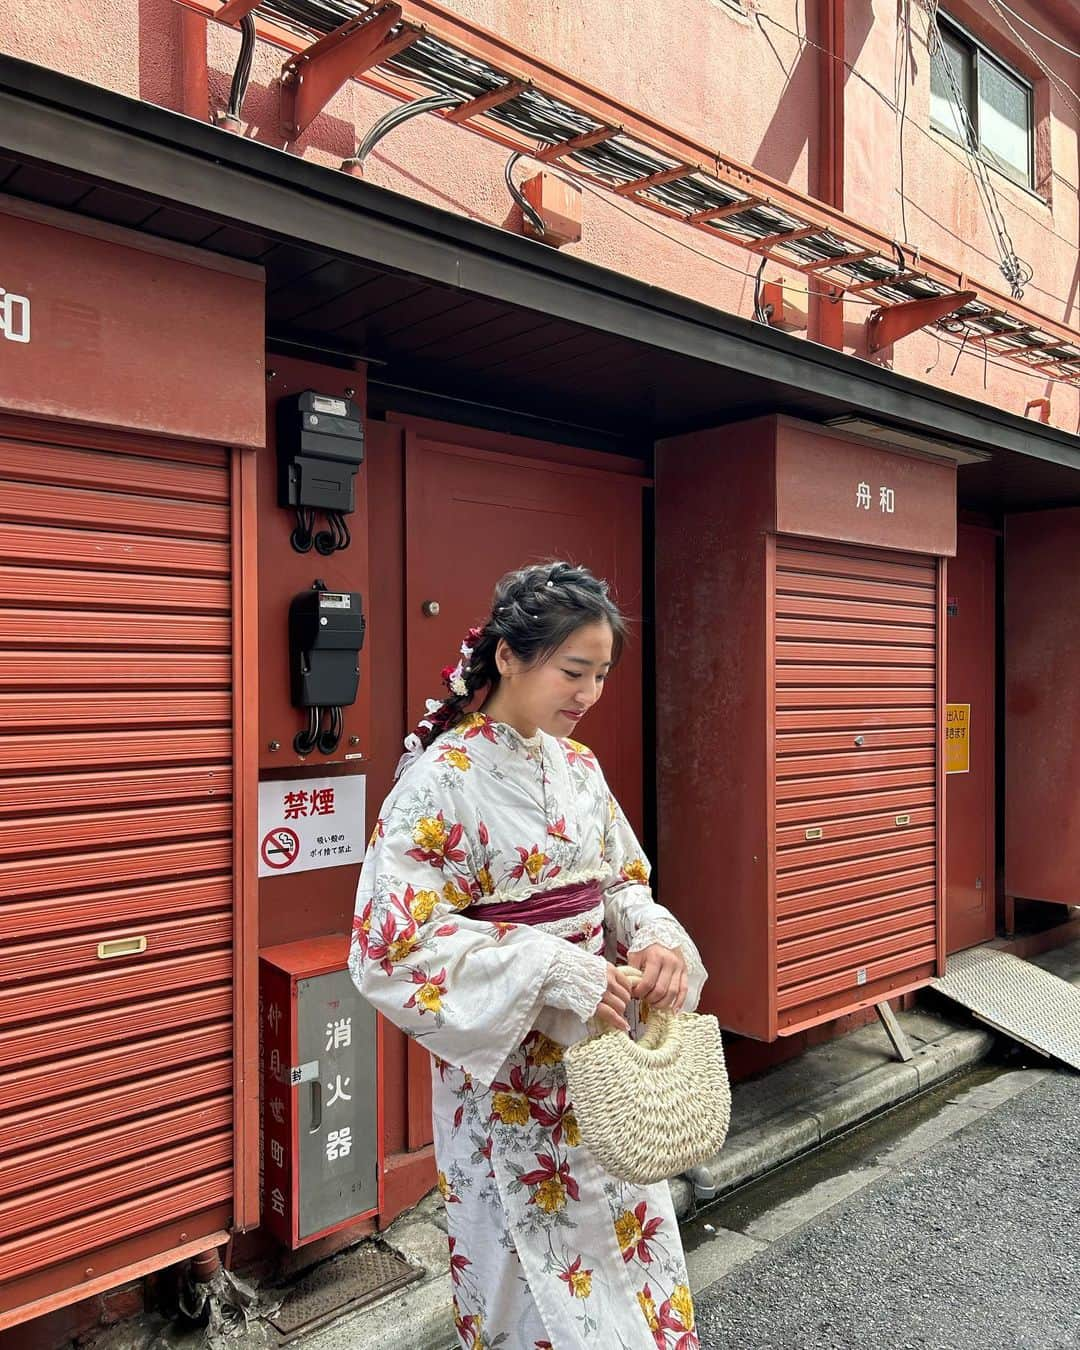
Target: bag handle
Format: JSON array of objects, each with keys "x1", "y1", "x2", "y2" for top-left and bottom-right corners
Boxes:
[{"x1": 588, "y1": 963, "x2": 671, "y2": 1039}]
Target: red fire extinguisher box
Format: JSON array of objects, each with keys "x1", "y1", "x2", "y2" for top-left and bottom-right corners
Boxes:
[{"x1": 259, "y1": 936, "x2": 379, "y2": 1248}]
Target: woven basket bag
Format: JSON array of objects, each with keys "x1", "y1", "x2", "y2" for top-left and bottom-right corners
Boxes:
[{"x1": 563, "y1": 966, "x2": 731, "y2": 1185}]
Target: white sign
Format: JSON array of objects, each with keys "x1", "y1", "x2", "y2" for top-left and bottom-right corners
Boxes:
[
  {"x1": 289, "y1": 1059, "x2": 320, "y2": 1086},
  {"x1": 0, "y1": 288, "x2": 31, "y2": 344},
  {"x1": 257, "y1": 774, "x2": 366, "y2": 878}
]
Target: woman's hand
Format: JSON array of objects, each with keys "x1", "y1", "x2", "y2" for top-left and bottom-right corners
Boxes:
[
  {"x1": 591, "y1": 963, "x2": 635, "y2": 1032},
  {"x1": 627, "y1": 944, "x2": 688, "y2": 1012}
]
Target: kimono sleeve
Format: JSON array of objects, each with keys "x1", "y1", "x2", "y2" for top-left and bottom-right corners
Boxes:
[
  {"x1": 600, "y1": 780, "x2": 708, "y2": 1012},
  {"x1": 348, "y1": 768, "x2": 608, "y2": 1085}
]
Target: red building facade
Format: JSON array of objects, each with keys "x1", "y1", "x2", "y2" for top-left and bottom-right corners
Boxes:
[{"x1": 0, "y1": 0, "x2": 1078, "y2": 1339}]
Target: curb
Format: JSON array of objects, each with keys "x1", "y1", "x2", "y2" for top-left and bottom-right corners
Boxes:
[
  {"x1": 304, "y1": 1014, "x2": 997, "y2": 1350},
  {"x1": 679, "y1": 1023, "x2": 994, "y2": 1210}
]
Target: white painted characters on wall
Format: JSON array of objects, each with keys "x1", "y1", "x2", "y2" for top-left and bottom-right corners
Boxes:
[
  {"x1": 855, "y1": 481, "x2": 896, "y2": 513},
  {"x1": 0, "y1": 288, "x2": 30, "y2": 344}
]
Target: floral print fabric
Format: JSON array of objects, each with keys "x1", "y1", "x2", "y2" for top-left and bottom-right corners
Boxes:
[{"x1": 350, "y1": 714, "x2": 706, "y2": 1348}]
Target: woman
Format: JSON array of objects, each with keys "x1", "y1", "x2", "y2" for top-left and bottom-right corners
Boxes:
[{"x1": 350, "y1": 561, "x2": 706, "y2": 1349}]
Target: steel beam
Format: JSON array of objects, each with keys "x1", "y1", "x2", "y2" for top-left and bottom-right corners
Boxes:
[
  {"x1": 279, "y1": 3, "x2": 415, "y2": 141},
  {"x1": 215, "y1": 0, "x2": 260, "y2": 24},
  {"x1": 868, "y1": 291, "x2": 978, "y2": 351}
]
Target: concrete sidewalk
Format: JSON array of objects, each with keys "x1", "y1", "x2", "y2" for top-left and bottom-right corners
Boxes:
[
  {"x1": 302, "y1": 1008, "x2": 988, "y2": 1349},
  {"x1": 292, "y1": 934, "x2": 1080, "y2": 1350}
]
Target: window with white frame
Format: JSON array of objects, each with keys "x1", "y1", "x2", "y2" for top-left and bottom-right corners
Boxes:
[{"x1": 929, "y1": 12, "x2": 1035, "y2": 189}]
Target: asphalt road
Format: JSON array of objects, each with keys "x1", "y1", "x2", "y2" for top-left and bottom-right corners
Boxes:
[{"x1": 693, "y1": 1068, "x2": 1080, "y2": 1350}]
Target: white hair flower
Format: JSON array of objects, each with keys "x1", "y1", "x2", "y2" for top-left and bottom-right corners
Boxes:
[{"x1": 394, "y1": 732, "x2": 425, "y2": 781}]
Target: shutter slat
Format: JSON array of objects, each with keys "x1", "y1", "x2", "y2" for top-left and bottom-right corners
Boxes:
[
  {"x1": 0, "y1": 652, "x2": 231, "y2": 688},
  {"x1": 0, "y1": 521, "x2": 229, "y2": 575}
]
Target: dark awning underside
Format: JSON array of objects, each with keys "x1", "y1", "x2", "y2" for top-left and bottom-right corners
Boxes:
[{"x1": 1, "y1": 54, "x2": 1078, "y2": 508}]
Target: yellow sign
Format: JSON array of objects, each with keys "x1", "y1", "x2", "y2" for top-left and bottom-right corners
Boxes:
[{"x1": 945, "y1": 703, "x2": 970, "y2": 774}]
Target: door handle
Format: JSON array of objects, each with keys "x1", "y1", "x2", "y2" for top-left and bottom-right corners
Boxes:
[
  {"x1": 97, "y1": 936, "x2": 147, "y2": 959},
  {"x1": 309, "y1": 1079, "x2": 322, "y2": 1134}
]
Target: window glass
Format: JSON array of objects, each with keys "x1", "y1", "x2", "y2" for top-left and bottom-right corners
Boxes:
[
  {"x1": 979, "y1": 56, "x2": 1031, "y2": 182},
  {"x1": 930, "y1": 26, "x2": 974, "y2": 142}
]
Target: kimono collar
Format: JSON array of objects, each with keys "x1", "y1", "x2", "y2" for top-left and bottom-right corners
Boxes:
[{"x1": 455, "y1": 711, "x2": 546, "y2": 755}]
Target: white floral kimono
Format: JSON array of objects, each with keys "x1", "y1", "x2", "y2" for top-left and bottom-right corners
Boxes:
[{"x1": 349, "y1": 713, "x2": 707, "y2": 1350}]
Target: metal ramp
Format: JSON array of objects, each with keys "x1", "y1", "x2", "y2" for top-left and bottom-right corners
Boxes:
[{"x1": 931, "y1": 947, "x2": 1080, "y2": 1071}]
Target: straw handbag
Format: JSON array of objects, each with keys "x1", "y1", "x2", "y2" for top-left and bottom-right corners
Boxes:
[{"x1": 564, "y1": 966, "x2": 731, "y2": 1185}]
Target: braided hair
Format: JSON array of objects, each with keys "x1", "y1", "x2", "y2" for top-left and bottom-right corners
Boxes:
[{"x1": 408, "y1": 560, "x2": 627, "y2": 756}]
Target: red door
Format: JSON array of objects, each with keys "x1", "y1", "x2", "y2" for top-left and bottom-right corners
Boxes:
[
  {"x1": 404, "y1": 432, "x2": 646, "y2": 826},
  {"x1": 403, "y1": 430, "x2": 647, "y2": 1144},
  {"x1": 945, "y1": 524, "x2": 996, "y2": 953}
]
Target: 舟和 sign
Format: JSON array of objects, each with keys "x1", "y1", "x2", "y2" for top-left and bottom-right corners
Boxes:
[{"x1": 258, "y1": 775, "x2": 366, "y2": 877}]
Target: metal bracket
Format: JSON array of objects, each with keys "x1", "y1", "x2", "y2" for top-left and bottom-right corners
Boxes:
[
  {"x1": 804, "y1": 248, "x2": 877, "y2": 273},
  {"x1": 688, "y1": 196, "x2": 763, "y2": 225},
  {"x1": 534, "y1": 126, "x2": 619, "y2": 163},
  {"x1": 169, "y1": 0, "x2": 1080, "y2": 386},
  {"x1": 444, "y1": 79, "x2": 528, "y2": 124},
  {"x1": 614, "y1": 164, "x2": 695, "y2": 198},
  {"x1": 845, "y1": 268, "x2": 924, "y2": 296},
  {"x1": 280, "y1": 2, "x2": 417, "y2": 141},
  {"x1": 214, "y1": 0, "x2": 260, "y2": 23},
  {"x1": 868, "y1": 290, "x2": 977, "y2": 352},
  {"x1": 874, "y1": 1001, "x2": 914, "y2": 1062},
  {"x1": 746, "y1": 225, "x2": 820, "y2": 256}
]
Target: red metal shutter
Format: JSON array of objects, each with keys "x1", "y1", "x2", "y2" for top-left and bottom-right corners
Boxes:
[
  {"x1": 773, "y1": 537, "x2": 941, "y2": 1033},
  {"x1": 0, "y1": 429, "x2": 235, "y2": 1316}
]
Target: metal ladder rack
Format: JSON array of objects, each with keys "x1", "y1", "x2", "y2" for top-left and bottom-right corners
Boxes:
[{"x1": 176, "y1": 0, "x2": 1080, "y2": 388}]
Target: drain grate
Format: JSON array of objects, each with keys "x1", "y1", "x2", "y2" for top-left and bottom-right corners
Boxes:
[
  {"x1": 267, "y1": 1243, "x2": 424, "y2": 1340},
  {"x1": 932, "y1": 947, "x2": 1080, "y2": 1071}
]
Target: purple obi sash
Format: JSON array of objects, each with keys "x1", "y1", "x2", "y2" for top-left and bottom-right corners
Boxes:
[{"x1": 464, "y1": 877, "x2": 603, "y2": 927}]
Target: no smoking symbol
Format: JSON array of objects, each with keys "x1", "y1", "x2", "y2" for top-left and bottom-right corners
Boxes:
[{"x1": 261, "y1": 826, "x2": 300, "y2": 871}]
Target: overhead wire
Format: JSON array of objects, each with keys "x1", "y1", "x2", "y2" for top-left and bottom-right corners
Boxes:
[
  {"x1": 351, "y1": 90, "x2": 463, "y2": 165},
  {"x1": 896, "y1": 0, "x2": 913, "y2": 244},
  {"x1": 557, "y1": 150, "x2": 1080, "y2": 387},
  {"x1": 935, "y1": 324, "x2": 1080, "y2": 387},
  {"x1": 505, "y1": 151, "x2": 547, "y2": 236},
  {"x1": 573, "y1": 176, "x2": 884, "y2": 306},
  {"x1": 752, "y1": 256, "x2": 772, "y2": 325},
  {"x1": 916, "y1": 0, "x2": 1032, "y2": 297},
  {"x1": 565, "y1": 179, "x2": 1080, "y2": 389},
  {"x1": 240, "y1": 0, "x2": 1079, "y2": 386},
  {"x1": 989, "y1": 0, "x2": 1080, "y2": 60},
  {"x1": 225, "y1": 12, "x2": 256, "y2": 121},
  {"x1": 753, "y1": 2, "x2": 1080, "y2": 247},
  {"x1": 979, "y1": 0, "x2": 1080, "y2": 121}
]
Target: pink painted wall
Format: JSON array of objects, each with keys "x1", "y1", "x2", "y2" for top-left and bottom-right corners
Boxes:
[
  {"x1": 841, "y1": 0, "x2": 1078, "y2": 427},
  {"x1": 3, "y1": 0, "x2": 1077, "y2": 429}
]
